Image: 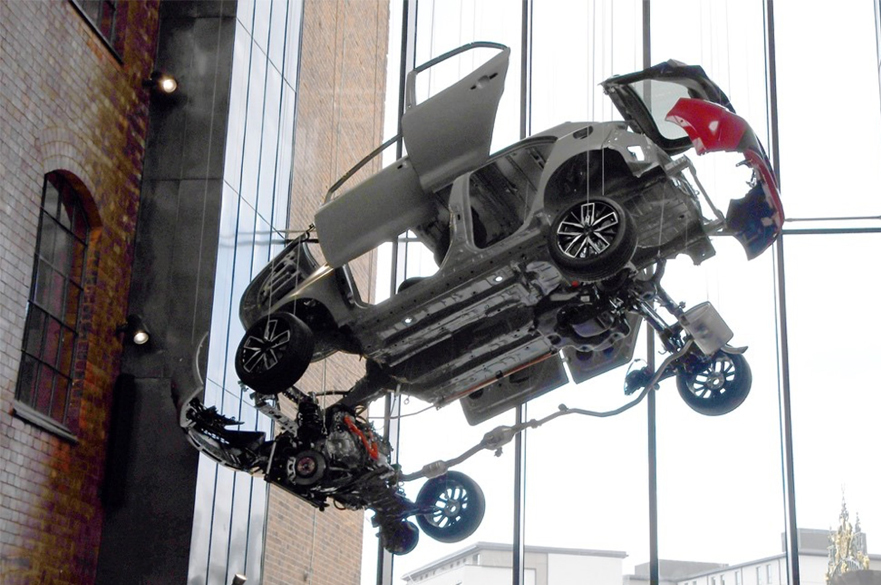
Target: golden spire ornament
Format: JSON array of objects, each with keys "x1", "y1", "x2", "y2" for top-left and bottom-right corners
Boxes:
[{"x1": 826, "y1": 497, "x2": 871, "y2": 584}]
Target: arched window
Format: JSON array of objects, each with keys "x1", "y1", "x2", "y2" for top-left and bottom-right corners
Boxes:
[{"x1": 15, "y1": 172, "x2": 90, "y2": 436}]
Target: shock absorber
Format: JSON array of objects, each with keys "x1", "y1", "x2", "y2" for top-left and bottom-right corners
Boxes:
[{"x1": 296, "y1": 394, "x2": 324, "y2": 445}]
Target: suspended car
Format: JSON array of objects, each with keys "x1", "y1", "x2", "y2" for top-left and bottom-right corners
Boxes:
[{"x1": 178, "y1": 43, "x2": 783, "y2": 554}]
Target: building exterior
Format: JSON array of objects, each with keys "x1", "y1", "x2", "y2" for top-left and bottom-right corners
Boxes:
[
  {"x1": 664, "y1": 511, "x2": 881, "y2": 585},
  {"x1": 0, "y1": 1, "x2": 161, "y2": 582},
  {"x1": 405, "y1": 529, "x2": 881, "y2": 585},
  {"x1": 403, "y1": 542, "x2": 628, "y2": 585},
  {"x1": 670, "y1": 528, "x2": 881, "y2": 585},
  {"x1": 1, "y1": 1, "x2": 388, "y2": 584},
  {"x1": 626, "y1": 560, "x2": 729, "y2": 585}
]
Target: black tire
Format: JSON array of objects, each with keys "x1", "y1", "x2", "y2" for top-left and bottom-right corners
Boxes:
[
  {"x1": 235, "y1": 312, "x2": 314, "y2": 395},
  {"x1": 380, "y1": 520, "x2": 420, "y2": 555},
  {"x1": 548, "y1": 196, "x2": 637, "y2": 281},
  {"x1": 676, "y1": 351, "x2": 752, "y2": 416},
  {"x1": 416, "y1": 471, "x2": 485, "y2": 543}
]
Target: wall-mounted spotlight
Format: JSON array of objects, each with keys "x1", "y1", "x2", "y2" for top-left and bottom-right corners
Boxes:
[
  {"x1": 231, "y1": 575, "x2": 247, "y2": 585},
  {"x1": 142, "y1": 70, "x2": 178, "y2": 95},
  {"x1": 116, "y1": 314, "x2": 151, "y2": 345}
]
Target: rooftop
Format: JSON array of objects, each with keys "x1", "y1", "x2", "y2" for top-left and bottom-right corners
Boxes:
[{"x1": 403, "y1": 541, "x2": 628, "y2": 581}]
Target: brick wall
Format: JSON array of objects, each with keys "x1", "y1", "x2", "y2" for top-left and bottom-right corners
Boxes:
[
  {"x1": 263, "y1": 1, "x2": 390, "y2": 584},
  {"x1": 0, "y1": 1, "x2": 159, "y2": 583}
]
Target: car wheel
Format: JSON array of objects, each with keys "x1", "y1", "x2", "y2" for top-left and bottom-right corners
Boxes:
[
  {"x1": 676, "y1": 351, "x2": 751, "y2": 416},
  {"x1": 548, "y1": 196, "x2": 636, "y2": 281},
  {"x1": 380, "y1": 520, "x2": 420, "y2": 555},
  {"x1": 235, "y1": 312, "x2": 314, "y2": 395},
  {"x1": 416, "y1": 471, "x2": 485, "y2": 543}
]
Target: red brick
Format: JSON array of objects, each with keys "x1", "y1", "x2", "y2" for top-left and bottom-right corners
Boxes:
[{"x1": 0, "y1": 1, "x2": 160, "y2": 584}]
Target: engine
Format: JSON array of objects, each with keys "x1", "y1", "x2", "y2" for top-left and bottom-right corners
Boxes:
[{"x1": 264, "y1": 396, "x2": 394, "y2": 511}]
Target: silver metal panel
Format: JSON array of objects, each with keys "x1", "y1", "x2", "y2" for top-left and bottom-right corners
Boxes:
[
  {"x1": 402, "y1": 47, "x2": 510, "y2": 192},
  {"x1": 459, "y1": 354, "x2": 568, "y2": 425},
  {"x1": 314, "y1": 159, "x2": 431, "y2": 268}
]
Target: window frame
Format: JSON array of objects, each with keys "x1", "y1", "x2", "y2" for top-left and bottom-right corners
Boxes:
[
  {"x1": 69, "y1": 0, "x2": 123, "y2": 62},
  {"x1": 14, "y1": 172, "x2": 92, "y2": 443}
]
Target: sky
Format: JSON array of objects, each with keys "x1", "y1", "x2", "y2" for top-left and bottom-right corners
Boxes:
[{"x1": 355, "y1": 1, "x2": 881, "y2": 583}]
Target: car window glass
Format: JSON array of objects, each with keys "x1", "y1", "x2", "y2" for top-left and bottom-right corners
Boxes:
[{"x1": 628, "y1": 79, "x2": 690, "y2": 141}]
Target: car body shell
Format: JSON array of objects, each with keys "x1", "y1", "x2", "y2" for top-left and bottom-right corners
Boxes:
[{"x1": 237, "y1": 45, "x2": 781, "y2": 424}]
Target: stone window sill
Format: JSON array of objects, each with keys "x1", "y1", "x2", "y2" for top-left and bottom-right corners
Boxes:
[{"x1": 13, "y1": 401, "x2": 79, "y2": 444}]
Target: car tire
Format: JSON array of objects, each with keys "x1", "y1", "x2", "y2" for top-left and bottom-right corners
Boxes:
[
  {"x1": 416, "y1": 471, "x2": 485, "y2": 543},
  {"x1": 380, "y1": 520, "x2": 420, "y2": 555},
  {"x1": 548, "y1": 196, "x2": 636, "y2": 281},
  {"x1": 235, "y1": 312, "x2": 314, "y2": 395},
  {"x1": 676, "y1": 351, "x2": 752, "y2": 416}
]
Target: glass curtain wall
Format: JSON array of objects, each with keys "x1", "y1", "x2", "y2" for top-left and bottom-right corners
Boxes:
[
  {"x1": 372, "y1": 1, "x2": 881, "y2": 584},
  {"x1": 525, "y1": 0, "x2": 652, "y2": 571},
  {"x1": 649, "y1": 0, "x2": 788, "y2": 568},
  {"x1": 188, "y1": 0, "x2": 303, "y2": 583},
  {"x1": 783, "y1": 234, "x2": 881, "y2": 565},
  {"x1": 531, "y1": 0, "x2": 643, "y2": 130},
  {"x1": 775, "y1": 1, "x2": 881, "y2": 583}
]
